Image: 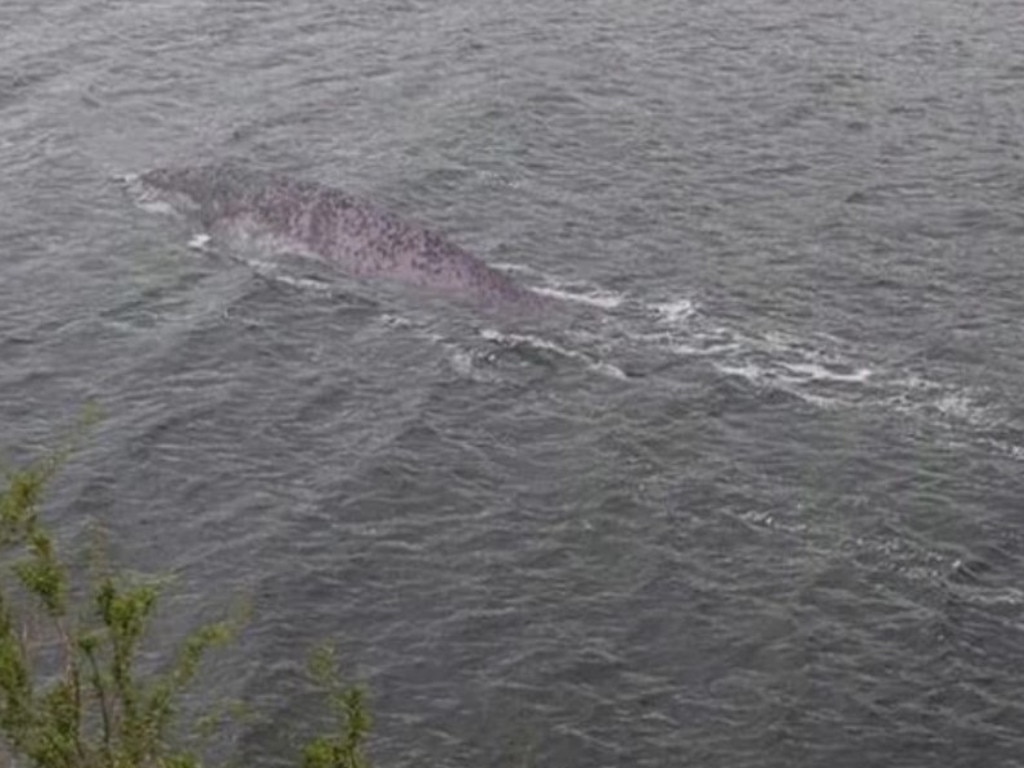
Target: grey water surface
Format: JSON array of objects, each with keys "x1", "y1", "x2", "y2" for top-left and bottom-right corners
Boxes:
[{"x1": 2, "y1": 1, "x2": 1024, "y2": 765}]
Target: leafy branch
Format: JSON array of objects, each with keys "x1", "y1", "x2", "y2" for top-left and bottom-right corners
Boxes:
[{"x1": 0, "y1": 435, "x2": 374, "y2": 768}]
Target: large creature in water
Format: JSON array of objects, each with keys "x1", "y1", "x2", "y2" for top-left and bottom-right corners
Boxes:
[{"x1": 125, "y1": 163, "x2": 544, "y2": 310}]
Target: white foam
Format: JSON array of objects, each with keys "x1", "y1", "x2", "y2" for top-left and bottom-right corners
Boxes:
[
  {"x1": 137, "y1": 200, "x2": 178, "y2": 216},
  {"x1": 379, "y1": 313, "x2": 417, "y2": 329},
  {"x1": 713, "y1": 361, "x2": 848, "y2": 409},
  {"x1": 886, "y1": 376, "x2": 1003, "y2": 431},
  {"x1": 780, "y1": 361, "x2": 872, "y2": 383},
  {"x1": 275, "y1": 275, "x2": 334, "y2": 293},
  {"x1": 671, "y1": 340, "x2": 742, "y2": 357},
  {"x1": 447, "y1": 348, "x2": 477, "y2": 377},
  {"x1": 950, "y1": 584, "x2": 1024, "y2": 607},
  {"x1": 188, "y1": 233, "x2": 212, "y2": 251},
  {"x1": 932, "y1": 392, "x2": 983, "y2": 422},
  {"x1": 475, "y1": 170, "x2": 527, "y2": 189},
  {"x1": 982, "y1": 438, "x2": 1024, "y2": 461},
  {"x1": 530, "y1": 285, "x2": 625, "y2": 309},
  {"x1": 590, "y1": 360, "x2": 629, "y2": 380},
  {"x1": 480, "y1": 328, "x2": 627, "y2": 380},
  {"x1": 651, "y1": 299, "x2": 697, "y2": 324},
  {"x1": 247, "y1": 263, "x2": 335, "y2": 294},
  {"x1": 714, "y1": 361, "x2": 766, "y2": 385}
]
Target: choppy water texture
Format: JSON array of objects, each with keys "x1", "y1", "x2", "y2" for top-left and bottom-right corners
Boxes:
[{"x1": 3, "y1": 1, "x2": 1024, "y2": 765}]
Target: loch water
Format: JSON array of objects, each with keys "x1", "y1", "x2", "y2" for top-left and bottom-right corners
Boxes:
[{"x1": 2, "y1": 1, "x2": 1024, "y2": 765}]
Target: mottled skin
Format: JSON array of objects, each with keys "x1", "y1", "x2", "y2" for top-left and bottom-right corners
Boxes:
[{"x1": 136, "y1": 163, "x2": 543, "y2": 309}]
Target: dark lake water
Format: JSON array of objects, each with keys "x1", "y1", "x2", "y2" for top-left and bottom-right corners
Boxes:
[{"x1": 3, "y1": 1, "x2": 1024, "y2": 765}]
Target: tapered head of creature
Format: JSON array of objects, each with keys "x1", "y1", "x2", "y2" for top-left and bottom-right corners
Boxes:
[
  {"x1": 123, "y1": 164, "x2": 252, "y2": 219},
  {"x1": 122, "y1": 167, "x2": 210, "y2": 216}
]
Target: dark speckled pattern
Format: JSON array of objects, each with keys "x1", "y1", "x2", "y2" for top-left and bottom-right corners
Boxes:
[{"x1": 139, "y1": 164, "x2": 545, "y2": 308}]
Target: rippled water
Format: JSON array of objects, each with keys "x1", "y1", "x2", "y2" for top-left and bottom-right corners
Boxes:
[{"x1": 3, "y1": 1, "x2": 1024, "y2": 765}]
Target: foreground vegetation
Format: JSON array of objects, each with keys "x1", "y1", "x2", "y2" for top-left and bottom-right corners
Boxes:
[{"x1": 0, "y1": 447, "x2": 371, "y2": 768}]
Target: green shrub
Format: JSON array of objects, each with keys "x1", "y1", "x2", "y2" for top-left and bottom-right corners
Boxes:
[
  {"x1": 0, "y1": 446, "x2": 371, "y2": 768},
  {"x1": 301, "y1": 646, "x2": 371, "y2": 768}
]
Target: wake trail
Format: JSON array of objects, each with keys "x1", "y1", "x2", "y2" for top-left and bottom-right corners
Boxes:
[{"x1": 123, "y1": 169, "x2": 1020, "y2": 457}]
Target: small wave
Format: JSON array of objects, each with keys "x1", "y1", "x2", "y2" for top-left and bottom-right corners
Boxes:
[
  {"x1": 637, "y1": 295, "x2": 874, "y2": 396},
  {"x1": 479, "y1": 328, "x2": 628, "y2": 380},
  {"x1": 446, "y1": 347, "x2": 479, "y2": 378},
  {"x1": 671, "y1": 340, "x2": 743, "y2": 357},
  {"x1": 188, "y1": 233, "x2": 211, "y2": 251},
  {"x1": 484, "y1": 261, "x2": 632, "y2": 311},
  {"x1": 780, "y1": 361, "x2": 872, "y2": 384},
  {"x1": 884, "y1": 375, "x2": 1003, "y2": 429},
  {"x1": 489, "y1": 262, "x2": 545, "y2": 276},
  {"x1": 247, "y1": 264, "x2": 335, "y2": 294},
  {"x1": 137, "y1": 200, "x2": 178, "y2": 216},
  {"x1": 650, "y1": 299, "x2": 698, "y2": 324},
  {"x1": 531, "y1": 285, "x2": 625, "y2": 309},
  {"x1": 979, "y1": 438, "x2": 1024, "y2": 462},
  {"x1": 931, "y1": 392, "x2": 989, "y2": 423},
  {"x1": 712, "y1": 360, "x2": 859, "y2": 410},
  {"x1": 379, "y1": 313, "x2": 419, "y2": 330},
  {"x1": 474, "y1": 170, "x2": 528, "y2": 190},
  {"x1": 121, "y1": 173, "x2": 179, "y2": 216}
]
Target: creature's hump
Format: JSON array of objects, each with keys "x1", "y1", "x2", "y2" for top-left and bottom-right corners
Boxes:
[
  {"x1": 214, "y1": 164, "x2": 355, "y2": 215},
  {"x1": 144, "y1": 163, "x2": 549, "y2": 312}
]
